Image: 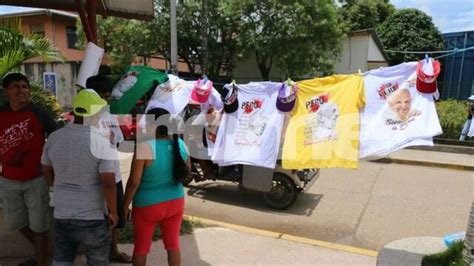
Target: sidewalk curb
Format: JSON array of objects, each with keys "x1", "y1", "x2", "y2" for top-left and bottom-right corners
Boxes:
[
  {"x1": 378, "y1": 158, "x2": 474, "y2": 171},
  {"x1": 184, "y1": 215, "x2": 378, "y2": 258}
]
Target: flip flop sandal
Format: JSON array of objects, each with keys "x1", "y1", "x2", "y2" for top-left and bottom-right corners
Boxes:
[{"x1": 110, "y1": 252, "x2": 132, "y2": 263}]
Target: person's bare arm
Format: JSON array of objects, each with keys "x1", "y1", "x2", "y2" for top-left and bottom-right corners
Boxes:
[
  {"x1": 123, "y1": 143, "x2": 150, "y2": 218},
  {"x1": 99, "y1": 172, "x2": 118, "y2": 228},
  {"x1": 41, "y1": 165, "x2": 55, "y2": 187},
  {"x1": 186, "y1": 157, "x2": 191, "y2": 170}
]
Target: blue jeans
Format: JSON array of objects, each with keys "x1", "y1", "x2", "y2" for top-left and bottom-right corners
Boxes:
[{"x1": 53, "y1": 219, "x2": 110, "y2": 266}]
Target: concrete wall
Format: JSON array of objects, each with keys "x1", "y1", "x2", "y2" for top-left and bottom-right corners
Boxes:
[
  {"x1": 233, "y1": 32, "x2": 388, "y2": 80},
  {"x1": 334, "y1": 34, "x2": 369, "y2": 74},
  {"x1": 20, "y1": 14, "x2": 84, "y2": 63},
  {"x1": 134, "y1": 56, "x2": 190, "y2": 73},
  {"x1": 20, "y1": 62, "x2": 79, "y2": 108},
  {"x1": 232, "y1": 53, "x2": 286, "y2": 82},
  {"x1": 367, "y1": 36, "x2": 386, "y2": 63},
  {"x1": 367, "y1": 35, "x2": 388, "y2": 71}
]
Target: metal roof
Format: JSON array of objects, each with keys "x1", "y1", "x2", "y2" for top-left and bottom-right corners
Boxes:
[{"x1": 0, "y1": 0, "x2": 154, "y2": 20}]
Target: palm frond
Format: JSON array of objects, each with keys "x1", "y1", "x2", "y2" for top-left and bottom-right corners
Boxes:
[
  {"x1": 25, "y1": 34, "x2": 65, "y2": 63},
  {"x1": 0, "y1": 27, "x2": 27, "y2": 77},
  {"x1": 0, "y1": 17, "x2": 65, "y2": 77}
]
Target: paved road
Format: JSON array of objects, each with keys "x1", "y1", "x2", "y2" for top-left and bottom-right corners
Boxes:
[
  {"x1": 179, "y1": 161, "x2": 472, "y2": 251},
  {"x1": 1, "y1": 153, "x2": 470, "y2": 259}
]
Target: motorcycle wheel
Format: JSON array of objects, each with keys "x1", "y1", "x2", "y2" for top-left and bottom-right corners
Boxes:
[{"x1": 263, "y1": 173, "x2": 298, "y2": 210}]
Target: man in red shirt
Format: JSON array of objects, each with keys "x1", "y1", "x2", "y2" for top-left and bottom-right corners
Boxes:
[{"x1": 0, "y1": 73, "x2": 57, "y2": 266}]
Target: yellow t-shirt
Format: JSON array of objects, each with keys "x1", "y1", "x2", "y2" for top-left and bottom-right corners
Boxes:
[{"x1": 282, "y1": 75, "x2": 365, "y2": 169}]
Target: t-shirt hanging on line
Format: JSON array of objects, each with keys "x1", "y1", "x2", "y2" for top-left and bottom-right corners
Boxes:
[
  {"x1": 201, "y1": 89, "x2": 223, "y2": 156},
  {"x1": 361, "y1": 138, "x2": 433, "y2": 160},
  {"x1": 211, "y1": 82, "x2": 285, "y2": 169},
  {"x1": 144, "y1": 74, "x2": 193, "y2": 117},
  {"x1": 110, "y1": 66, "x2": 168, "y2": 114},
  {"x1": 360, "y1": 62, "x2": 442, "y2": 159},
  {"x1": 138, "y1": 75, "x2": 194, "y2": 131},
  {"x1": 282, "y1": 75, "x2": 365, "y2": 169},
  {"x1": 183, "y1": 88, "x2": 223, "y2": 160}
]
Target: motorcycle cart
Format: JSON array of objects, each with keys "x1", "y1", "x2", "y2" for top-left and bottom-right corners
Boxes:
[{"x1": 183, "y1": 160, "x2": 320, "y2": 210}]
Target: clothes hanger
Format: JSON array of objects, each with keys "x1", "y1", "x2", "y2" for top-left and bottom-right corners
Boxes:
[
  {"x1": 286, "y1": 77, "x2": 294, "y2": 93},
  {"x1": 202, "y1": 75, "x2": 208, "y2": 85}
]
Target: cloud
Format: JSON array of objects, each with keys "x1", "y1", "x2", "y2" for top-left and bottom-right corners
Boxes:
[
  {"x1": 393, "y1": 0, "x2": 474, "y2": 33},
  {"x1": 442, "y1": 10, "x2": 474, "y2": 33}
]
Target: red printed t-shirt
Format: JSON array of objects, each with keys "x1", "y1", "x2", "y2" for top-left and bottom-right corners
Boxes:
[{"x1": 0, "y1": 105, "x2": 57, "y2": 181}]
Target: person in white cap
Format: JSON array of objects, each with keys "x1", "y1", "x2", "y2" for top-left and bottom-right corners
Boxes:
[{"x1": 459, "y1": 95, "x2": 474, "y2": 141}]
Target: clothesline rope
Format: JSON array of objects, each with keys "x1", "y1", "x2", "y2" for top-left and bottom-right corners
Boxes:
[
  {"x1": 434, "y1": 46, "x2": 474, "y2": 59},
  {"x1": 385, "y1": 46, "x2": 474, "y2": 59},
  {"x1": 385, "y1": 49, "x2": 457, "y2": 54}
]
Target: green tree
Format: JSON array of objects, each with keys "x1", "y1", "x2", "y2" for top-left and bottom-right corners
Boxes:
[
  {"x1": 377, "y1": 8, "x2": 444, "y2": 65},
  {"x1": 78, "y1": 0, "x2": 243, "y2": 78},
  {"x1": 150, "y1": 0, "x2": 202, "y2": 75},
  {"x1": 0, "y1": 18, "x2": 64, "y2": 118},
  {"x1": 77, "y1": 16, "x2": 153, "y2": 74},
  {"x1": 337, "y1": 0, "x2": 396, "y2": 33},
  {"x1": 0, "y1": 17, "x2": 64, "y2": 77},
  {"x1": 233, "y1": 0, "x2": 343, "y2": 80},
  {"x1": 141, "y1": 0, "x2": 243, "y2": 78}
]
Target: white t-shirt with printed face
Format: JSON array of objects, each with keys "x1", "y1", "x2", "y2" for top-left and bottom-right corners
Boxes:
[
  {"x1": 360, "y1": 62, "x2": 442, "y2": 158},
  {"x1": 211, "y1": 82, "x2": 285, "y2": 169}
]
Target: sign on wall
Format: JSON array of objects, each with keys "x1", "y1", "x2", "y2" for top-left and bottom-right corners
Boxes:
[{"x1": 43, "y1": 72, "x2": 57, "y2": 96}]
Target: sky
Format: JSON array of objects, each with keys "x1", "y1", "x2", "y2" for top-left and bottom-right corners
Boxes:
[
  {"x1": 0, "y1": 1, "x2": 474, "y2": 34},
  {"x1": 392, "y1": 0, "x2": 474, "y2": 33}
]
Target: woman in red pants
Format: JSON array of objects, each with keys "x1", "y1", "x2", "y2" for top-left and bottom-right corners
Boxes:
[{"x1": 123, "y1": 108, "x2": 190, "y2": 266}]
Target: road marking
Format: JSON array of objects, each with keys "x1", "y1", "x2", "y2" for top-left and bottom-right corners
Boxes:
[{"x1": 184, "y1": 215, "x2": 378, "y2": 258}]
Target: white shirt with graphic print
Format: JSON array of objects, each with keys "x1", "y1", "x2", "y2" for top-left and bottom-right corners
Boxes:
[
  {"x1": 145, "y1": 74, "x2": 193, "y2": 117},
  {"x1": 360, "y1": 62, "x2": 442, "y2": 158},
  {"x1": 211, "y1": 82, "x2": 285, "y2": 169}
]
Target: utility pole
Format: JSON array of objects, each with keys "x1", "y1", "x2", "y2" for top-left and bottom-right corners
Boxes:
[
  {"x1": 201, "y1": 0, "x2": 208, "y2": 76},
  {"x1": 170, "y1": 0, "x2": 178, "y2": 75}
]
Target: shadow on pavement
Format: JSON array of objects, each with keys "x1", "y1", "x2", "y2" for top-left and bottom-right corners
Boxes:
[
  {"x1": 106, "y1": 231, "x2": 212, "y2": 266},
  {"x1": 186, "y1": 182, "x2": 323, "y2": 216}
]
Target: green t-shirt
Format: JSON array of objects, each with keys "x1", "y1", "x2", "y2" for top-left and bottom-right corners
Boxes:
[{"x1": 110, "y1": 66, "x2": 168, "y2": 114}]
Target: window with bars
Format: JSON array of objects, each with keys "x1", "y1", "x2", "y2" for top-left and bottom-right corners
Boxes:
[
  {"x1": 30, "y1": 23, "x2": 45, "y2": 37},
  {"x1": 66, "y1": 26, "x2": 78, "y2": 49}
]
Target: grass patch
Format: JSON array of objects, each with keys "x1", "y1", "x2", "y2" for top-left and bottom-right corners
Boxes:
[
  {"x1": 117, "y1": 218, "x2": 205, "y2": 244},
  {"x1": 422, "y1": 241, "x2": 465, "y2": 266}
]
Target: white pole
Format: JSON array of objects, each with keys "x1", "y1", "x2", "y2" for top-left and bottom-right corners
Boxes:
[{"x1": 170, "y1": 0, "x2": 178, "y2": 75}]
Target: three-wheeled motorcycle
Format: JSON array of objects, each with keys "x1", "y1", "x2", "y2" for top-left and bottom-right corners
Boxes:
[{"x1": 183, "y1": 160, "x2": 319, "y2": 210}]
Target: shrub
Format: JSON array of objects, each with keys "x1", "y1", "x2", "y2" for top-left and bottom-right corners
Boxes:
[
  {"x1": 0, "y1": 83, "x2": 62, "y2": 119},
  {"x1": 435, "y1": 99, "x2": 469, "y2": 140},
  {"x1": 422, "y1": 240, "x2": 464, "y2": 266}
]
